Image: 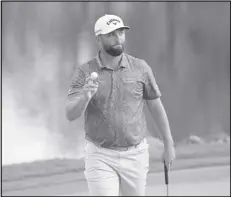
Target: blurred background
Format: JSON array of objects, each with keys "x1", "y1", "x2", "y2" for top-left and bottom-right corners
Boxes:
[{"x1": 2, "y1": 2, "x2": 230, "y2": 165}]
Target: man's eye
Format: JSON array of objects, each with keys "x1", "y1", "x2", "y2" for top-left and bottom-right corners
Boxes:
[{"x1": 119, "y1": 29, "x2": 125, "y2": 34}]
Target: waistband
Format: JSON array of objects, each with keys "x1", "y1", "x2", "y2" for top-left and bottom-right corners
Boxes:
[{"x1": 86, "y1": 137, "x2": 146, "y2": 152}]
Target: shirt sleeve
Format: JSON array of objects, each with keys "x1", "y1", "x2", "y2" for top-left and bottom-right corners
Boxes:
[
  {"x1": 142, "y1": 60, "x2": 162, "y2": 100},
  {"x1": 67, "y1": 65, "x2": 87, "y2": 100}
]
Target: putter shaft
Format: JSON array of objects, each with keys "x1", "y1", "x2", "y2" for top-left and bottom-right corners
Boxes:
[
  {"x1": 164, "y1": 161, "x2": 169, "y2": 196},
  {"x1": 167, "y1": 184, "x2": 169, "y2": 196},
  {"x1": 164, "y1": 162, "x2": 169, "y2": 185}
]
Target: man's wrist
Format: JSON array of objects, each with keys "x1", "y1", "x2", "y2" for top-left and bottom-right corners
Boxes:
[{"x1": 163, "y1": 137, "x2": 174, "y2": 147}]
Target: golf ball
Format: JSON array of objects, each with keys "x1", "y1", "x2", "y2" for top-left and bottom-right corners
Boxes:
[{"x1": 91, "y1": 72, "x2": 98, "y2": 80}]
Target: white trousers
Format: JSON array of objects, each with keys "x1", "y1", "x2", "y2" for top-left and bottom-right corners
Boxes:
[{"x1": 84, "y1": 138, "x2": 149, "y2": 196}]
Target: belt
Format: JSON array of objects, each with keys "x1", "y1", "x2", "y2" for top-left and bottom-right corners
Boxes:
[
  {"x1": 86, "y1": 138, "x2": 145, "y2": 152},
  {"x1": 104, "y1": 144, "x2": 140, "y2": 151}
]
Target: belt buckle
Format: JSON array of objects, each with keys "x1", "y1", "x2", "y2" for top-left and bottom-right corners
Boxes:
[
  {"x1": 113, "y1": 146, "x2": 129, "y2": 151},
  {"x1": 117, "y1": 146, "x2": 127, "y2": 151},
  {"x1": 111, "y1": 142, "x2": 141, "y2": 151},
  {"x1": 121, "y1": 145, "x2": 134, "y2": 151},
  {"x1": 123, "y1": 146, "x2": 129, "y2": 151}
]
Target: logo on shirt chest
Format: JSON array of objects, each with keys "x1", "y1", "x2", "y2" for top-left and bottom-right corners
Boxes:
[
  {"x1": 121, "y1": 75, "x2": 143, "y2": 100},
  {"x1": 122, "y1": 73, "x2": 141, "y2": 83}
]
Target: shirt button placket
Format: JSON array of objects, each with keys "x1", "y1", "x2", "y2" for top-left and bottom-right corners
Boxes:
[
  {"x1": 112, "y1": 71, "x2": 116, "y2": 94},
  {"x1": 111, "y1": 71, "x2": 117, "y2": 110},
  {"x1": 111, "y1": 71, "x2": 118, "y2": 145}
]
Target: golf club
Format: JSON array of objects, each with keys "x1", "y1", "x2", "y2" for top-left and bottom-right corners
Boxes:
[{"x1": 164, "y1": 161, "x2": 169, "y2": 196}]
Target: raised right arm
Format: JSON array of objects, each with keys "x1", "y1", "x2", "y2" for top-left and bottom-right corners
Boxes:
[{"x1": 65, "y1": 66, "x2": 89, "y2": 121}]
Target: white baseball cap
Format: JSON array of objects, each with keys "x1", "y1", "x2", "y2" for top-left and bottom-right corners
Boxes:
[{"x1": 94, "y1": 14, "x2": 130, "y2": 36}]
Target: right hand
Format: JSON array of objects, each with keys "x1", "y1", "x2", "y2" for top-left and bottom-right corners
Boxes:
[{"x1": 82, "y1": 76, "x2": 99, "y2": 99}]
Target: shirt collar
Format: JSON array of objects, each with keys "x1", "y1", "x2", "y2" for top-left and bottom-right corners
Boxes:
[{"x1": 96, "y1": 50, "x2": 127, "y2": 70}]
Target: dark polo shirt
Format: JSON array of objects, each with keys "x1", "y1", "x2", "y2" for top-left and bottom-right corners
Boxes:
[{"x1": 67, "y1": 51, "x2": 161, "y2": 148}]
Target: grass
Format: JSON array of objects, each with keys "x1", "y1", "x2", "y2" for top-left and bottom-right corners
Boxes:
[{"x1": 2, "y1": 143, "x2": 229, "y2": 181}]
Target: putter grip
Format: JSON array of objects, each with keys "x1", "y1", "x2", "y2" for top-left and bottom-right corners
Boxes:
[{"x1": 164, "y1": 162, "x2": 169, "y2": 185}]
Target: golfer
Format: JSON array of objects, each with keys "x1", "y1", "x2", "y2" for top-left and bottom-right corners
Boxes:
[{"x1": 66, "y1": 14, "x2": 175, "y2": 196}]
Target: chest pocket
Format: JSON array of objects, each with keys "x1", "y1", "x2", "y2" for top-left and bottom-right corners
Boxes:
[{"x1": 122, "y1": 76, "x2": 143, "y2": 100}]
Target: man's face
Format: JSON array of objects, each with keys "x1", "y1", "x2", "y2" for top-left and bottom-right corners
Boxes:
[{"x1": 99, "y1": 28, "x2": 126, "y2": 56}]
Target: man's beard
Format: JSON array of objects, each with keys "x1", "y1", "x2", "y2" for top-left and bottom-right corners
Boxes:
[{"x1": 104, "y1": 44, "x2": 124, "y2": 56}]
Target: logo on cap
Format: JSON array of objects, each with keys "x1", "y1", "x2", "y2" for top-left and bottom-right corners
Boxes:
[{"x1": 107, "y1": 18, "x2": 121, "y2": 26}]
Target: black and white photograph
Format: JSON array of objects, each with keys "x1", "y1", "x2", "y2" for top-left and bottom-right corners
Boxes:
[{"x1": 1, "y1": 1, "x2": 230, "y2": 196}]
